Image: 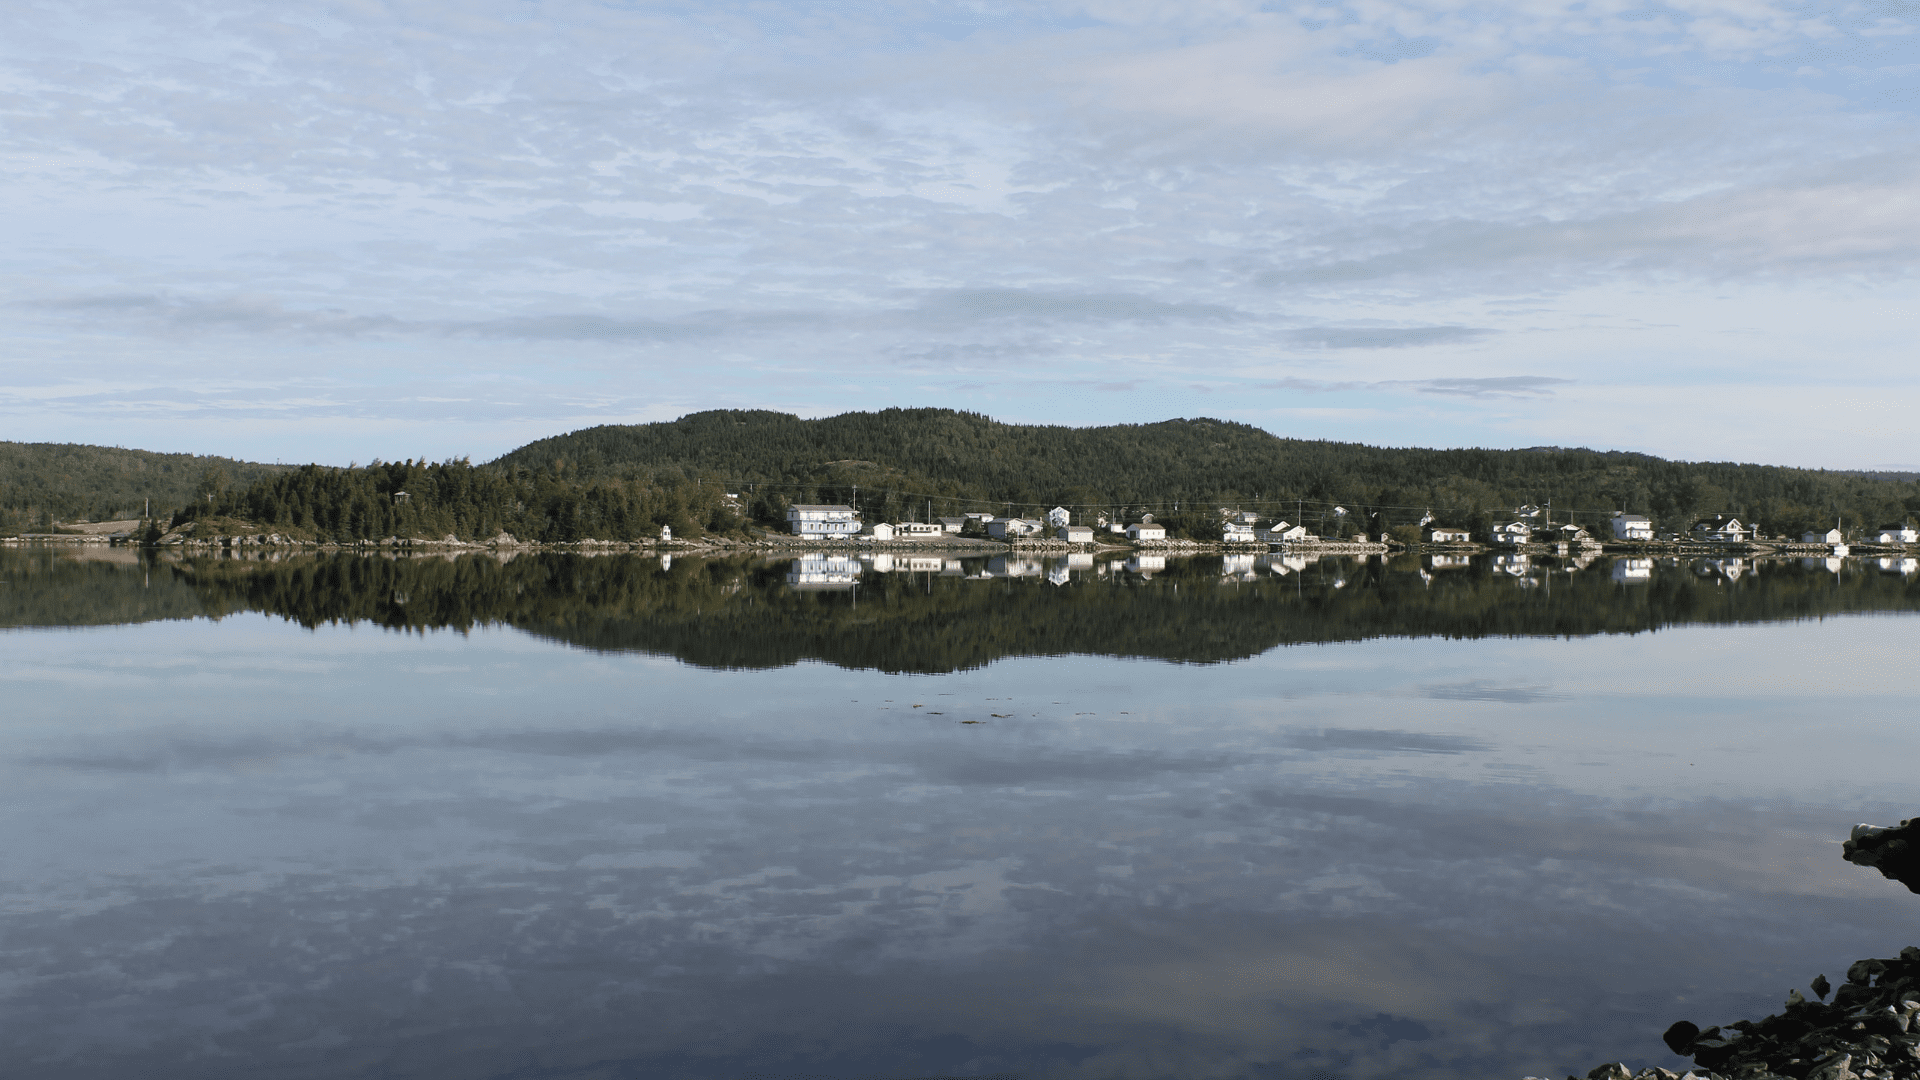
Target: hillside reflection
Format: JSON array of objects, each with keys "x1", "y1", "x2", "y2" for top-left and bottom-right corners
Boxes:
[{"x1": 4, "y1": 546, "x2": 1918, "y2": 672}]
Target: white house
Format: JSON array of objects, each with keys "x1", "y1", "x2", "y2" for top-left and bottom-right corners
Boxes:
[
  {"x1": 1691, "y1": 516, "x2": 1749, "y2": 542},
  {"x1": 1558, "y1": 523, "x2": 1593, "y2": 542},
  {"x1": 1258, "y1": 520, "x2": 1310, "y2": 543},
  {"x1": 1057, "y1": 524, "x2": 1094, "y2": 543},
  {"x1": 862, "y1": 523, "x2": 895, "y2": 541},
  {"x1": 1047, "y1": 506, "x2": 1072, "y2": 528},
  {"x1": 1878, "y1": 557, "x2": 1919, "y2": 576},
  {"x1": 987, "y1": 518, "x2": 1045, "y2": 540},
  {"x1": 1490, "y1": 522, "x2": 1532, "y2": 546},
  {"x1": 787, "y1": 504, "x2": 861, "y2": 537},
  {"x1": 938, "y1": 517, "x2": 968, "y2": 534},
  {"x1": 1222, "y1": 521, "x2": 1258, "y2": 543},
  {"x1": 894, "y1": 521, "x2": 944, "y2": 540},
  {"x1": 1428, "y1": 526, "x2": 1472, "y2": 543},
  {"x1": 1126, "y1": 553, "x2": 1166, "y2": 575},
  {"x1": 1125, "y1": 522, "x2": 1167, "y2": 541},
  {"x1": 1803, "y1": 528, "x2": 1845, "y2": 545},
  {"x1": 1870, "y1": 524, "x2": 1919, "y2": 544},
  {"x1": 1610, "y1": 513, "x2": 1654, "y2": 541}
]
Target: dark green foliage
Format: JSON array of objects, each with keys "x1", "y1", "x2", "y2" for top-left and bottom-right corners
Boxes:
[
  {"x1": 489, "y1": 409, "x2": 1920, "y2": 537},
  {"x1": 11, "y1": 548, "x2": 1917, "y2": 672},
  {"x1": 0, "y1": 442, "x2": 290, "y2": 532},
  {"x1": 178, "y1": 458, "x2": 739, "y2": 544}
]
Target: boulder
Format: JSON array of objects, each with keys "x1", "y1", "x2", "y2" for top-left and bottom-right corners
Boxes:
[{"x1": 1844, "y1": 820, "x2": 1920, "y2": 892}]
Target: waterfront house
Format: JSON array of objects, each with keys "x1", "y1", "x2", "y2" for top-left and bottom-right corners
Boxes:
[
  {"x1": 1258, "y1": 520, "x2": 1309, "y2": 543},
  {"x1": 894, "y1": 522, "x2": 944, "y2": 540},
  {"x1": 1558, "y1": 523, "x2": 1593, "y2": 542},
  {"x1": 1057, "y1": 524, "x2": 1094, "y2": 543},
  {"x1": 1870, "y1": 524, "x2": 1919, "y2": 544},
  {"x1": 1125, "y1": 522, "x2": 1168, "y2": 541},
  {"x1": 1691, "y1": 515, "x2": 1749, "y2": 542},
  {"x1": 787, "y1": 504, "x2": 861, "y2": 537},
  {"x1": 987, "y1": 518, "x2": 1045, "y2": 540},
  {"x1": 1047, "y1": 506, "x2": 1072, "y2": 528},
  {"x1": 1803, "y1": 528, "x2": 1845, "y2": 545},
  {"x1": 1609, "y1": 513, "x2": 1654, "y2": 541},
  {"x1": 1428, "y1": 526, "x2": 1472, "y2": 543},
  {"x1": 1222, "y1": 521, "x2": 1258, "y2": 543},
  {"x1": 938, "y1": 517, "x2": 968, "y2": 534},
  {"x1": 863, "y1": 523, "x2": 896, "y2": 541},
  {"x1": 1490, "y1": 522, "x2": 1532, "y2": 546}
]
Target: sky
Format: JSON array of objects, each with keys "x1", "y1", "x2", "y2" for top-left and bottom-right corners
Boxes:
[{"x1": 3, "y1": 0, "x2": 1918, "y2": 469}]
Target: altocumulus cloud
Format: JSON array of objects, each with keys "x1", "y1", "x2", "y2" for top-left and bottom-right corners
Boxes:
[{"x1": 4, "y1": 0, "x2": 1920, "y2": 464}]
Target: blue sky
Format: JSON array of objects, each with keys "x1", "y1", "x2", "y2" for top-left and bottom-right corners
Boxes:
[{"x1": 3, "y1": 0, "x2": 1918, "y2": 468}]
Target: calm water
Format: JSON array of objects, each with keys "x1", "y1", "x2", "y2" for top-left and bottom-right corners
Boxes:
[{"x1": 4, "y1": 546, "x2": 1920, "y2": 1079}]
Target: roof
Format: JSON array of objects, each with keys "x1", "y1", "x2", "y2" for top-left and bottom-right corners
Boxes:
[
  {"x1": 938, "y1": 517, "x2": 967, "y2": 524},
  {"x1": 789, "y1": 504, "x2": 856, "y2": 512},
  {"x1": 1615, "y1": 513, "x2": 1651, "y2": 521},
  {"x1": 1878, "y1": 524, "x2": 1914, "y2": 531}
]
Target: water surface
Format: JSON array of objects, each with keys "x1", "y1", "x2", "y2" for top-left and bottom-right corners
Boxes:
[{"x1": 3, "y1": 547, "x2": 1919, "y2": 1079}]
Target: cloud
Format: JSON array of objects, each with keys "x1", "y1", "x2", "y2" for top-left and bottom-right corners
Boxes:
[
  {"x1": 1251, "y1": 375, "x2": 1571, "y2": 399},
  {"x1": 1410, "y1": 377, "x2": 1572, "y2": 399},
  {"x1": 1284, "y1": 326, "x2": 1493, "y2": 349},
  {"x1": 905, "y1": 288, "x2": 1242, "y2": 325}
]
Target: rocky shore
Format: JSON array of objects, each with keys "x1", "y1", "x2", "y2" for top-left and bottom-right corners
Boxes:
[{"x1": 1562, "y1": 820, "x2": 1920, "y2": 1080}]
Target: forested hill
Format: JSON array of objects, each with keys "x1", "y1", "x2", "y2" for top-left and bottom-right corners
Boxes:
[
  {"x1": 491, "y1": 409, "x2": 1920, "y2": 537},
  {"x1": 0, "y1": 442, "x2": 290, "y2": 532}
]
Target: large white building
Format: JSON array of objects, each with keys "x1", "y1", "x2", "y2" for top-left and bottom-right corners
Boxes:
[
  {"x1": 787, "y1": 504, "x2": 861, "y2": 537},
  {"x1": 1221, "y1": 520, "x2": 1258, "y2": 542},
  {"x1": 1870, "y1": 524, "x2": 1918, "y2": 544},
  {"x1": 1610, "y1": 513, "x2": 1654, "y2": 541}
]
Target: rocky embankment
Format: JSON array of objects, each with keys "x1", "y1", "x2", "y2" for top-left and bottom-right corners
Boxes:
[{"x1": 1562, "y1": 820, "x2": 1920, "y2": 1080}]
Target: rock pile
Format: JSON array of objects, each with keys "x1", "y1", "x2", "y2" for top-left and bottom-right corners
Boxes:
[
  {"x1": 1562, "y1": 816, "x2": 1920, "y2": 1080},
  {"x1": 1845, "y1": 821, "x2": 1920, "y2": 894}
]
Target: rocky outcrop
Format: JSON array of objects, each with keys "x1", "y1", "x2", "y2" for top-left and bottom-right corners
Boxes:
[
  {"x1": 1566, "y1": 819, "x2": 1920, "y2": 1080},
  {"x1": 1846, "y1": 821, "x2": 1920, "y2": 894}
]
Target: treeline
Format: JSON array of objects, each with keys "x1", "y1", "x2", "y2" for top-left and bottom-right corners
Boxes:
[
  {"x1": 176, "y1": 458, "x2": 742, "y2": 543},
  {"x1": 11, "y1": 548, "x2": 1918, "y2": 672},
  {"x1": 0, "y1": 441, "x2": 290, "y2": 533},
  {"x1": 492, "y1": 409, "x2": 1920, "y2": 537}
]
